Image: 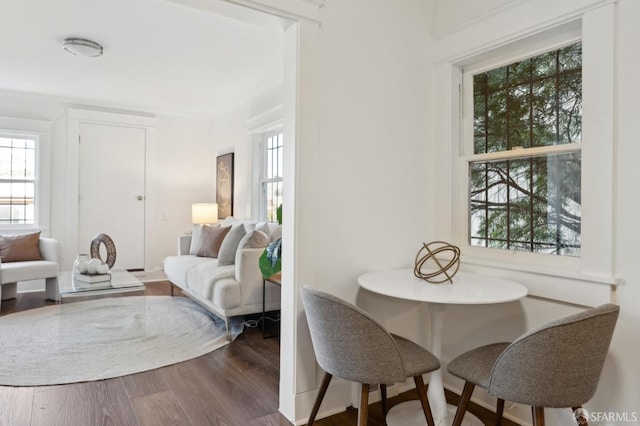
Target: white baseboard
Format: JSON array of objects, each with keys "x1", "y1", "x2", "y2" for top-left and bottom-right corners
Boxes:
[
  {"x1": 288, "y1": 377, "x2": 421, "y2": 425},
  {"x1": 290, "y1": 379, "x2": 349, "y2": 425}
]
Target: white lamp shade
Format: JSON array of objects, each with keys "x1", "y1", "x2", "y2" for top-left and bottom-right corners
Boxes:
[{"x1": 192, "y1": 203, "x2": 218, "y2": 224}]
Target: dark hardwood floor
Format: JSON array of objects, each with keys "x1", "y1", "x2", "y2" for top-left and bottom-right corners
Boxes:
[
  {"x1": 308, "y1": 388, "x2": 521, "y2": 426},
  {"x1": 0, "y1": 282, "x2": 287, "y2": 426},
  {"x1": 0, "y1": 281, "x2": 518, "y2": 426}
]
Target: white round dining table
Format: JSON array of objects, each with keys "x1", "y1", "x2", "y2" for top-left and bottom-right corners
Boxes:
[{"x1": 357, "y1": 268, "x2": 528, "y2": 426}]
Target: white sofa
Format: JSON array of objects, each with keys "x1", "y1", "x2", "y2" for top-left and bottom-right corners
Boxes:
[
  {"x1": 164, "y1": 220, "x2": 281, "y2": 339},
  {"x1": 0, "y1": 237, "x2": 62, "y2": 310}
]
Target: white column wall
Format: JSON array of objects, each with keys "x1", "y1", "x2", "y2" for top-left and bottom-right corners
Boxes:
[
  {"x1": 607, "y1": 0, "x2": 640, "y2": 420},
  {"x1": 285, "y1": 0, "x2": 435, "y2": 423}
]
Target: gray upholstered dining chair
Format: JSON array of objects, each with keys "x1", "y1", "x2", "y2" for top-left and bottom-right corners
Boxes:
[
  {"x1": 447, "y1": 303, "x2": 620, "y2": 426},
  {"x1": 301, "y1": 286, "x2": 440, "y2": 426}
]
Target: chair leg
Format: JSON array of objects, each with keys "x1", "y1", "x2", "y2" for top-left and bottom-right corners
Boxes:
[
  {"x1": 45, "y1": 277, "x2": 60, "y2": 301},
  {"x1": 452, "y1": 381, "x2": 475, "y2": 426},
  {"x1": 358, "y1": 383, "x2": 370, "y2": 426},
  {"x1": 225, "y1": 317, "x2": 233, "y2": 341},
  {"x1": 572, "y1": 406, "x2": 589, "y2": 426},
  {"x1": 1, "y1": 282, "x2": 17, "y2": 301},
  {"x1": 495, "y1": 398, "x2": 505, "y2": 426},
  {"x1": 532, "y1": 407, "x2": 545, "y2": 426},
  {"x1": 380, "y1": 384, "x2": 388, "y2": 416},
  {"x1": 307, "y1": 372, "x2": 333, "y2": 426},
  {"x1": 413, "y1": 375, "x2": 435, "y2": 426}
]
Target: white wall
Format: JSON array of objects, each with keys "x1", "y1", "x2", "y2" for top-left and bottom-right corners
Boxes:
[
  {"x1": 210, "y1": 80, "x2": 283, "y2": 220},
  {"x1": 0, "y1": 89, "x2": 215, "y2": 280},
  {"x1": 607, "y1": 0, "x2": 640, "y2": 419},
  {"x1": 287, "y1": 0, "x2": 435, "y2": 421},
  {"x1": 429, "y1": 0, "x2": 640, "y2": 425},
  {"x1": 147, "y1": 114, "x2": 216, "y2": 269},
  {"x1": 432, "y1": 0, "x2": 516, "y2": 36},
  {"x1": 315, "y1": 0, "x2": 432, "y2": 300},
  {"x1": 288, "y1": 0, "x2": 639, "y2": 425}
]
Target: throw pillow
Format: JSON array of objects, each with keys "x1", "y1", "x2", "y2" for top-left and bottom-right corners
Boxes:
[
  {"x1": 242, "y1": 221, "x2": 258, "y2": 233},
  {"x1": 237, "y1": 229, "x2": 270, "y2": 250},
  {"x1": 270, "y1": 225, "x2": 283, "y2": 242},
  {"x1": 196, "y1": 226, "x2": 231, "y2": 258},
  {"x1": 220, "y1": 216, "x2": 240, "y2": 227},
  {"x1": 217, "y1": 224, "x2": 247, "y2": 266},
  {"x1": 189, "y1": 224, "x2": 220, "y2": 255},
  {"x1": 255, "y1": 222, "x2": 271, "y2": 236},
  {"x1": 189, "y1": 224, "x2": 204, "y2": 255},
  {"x1": 0, "y1": 231, "x2": 43, "y2": 263}
]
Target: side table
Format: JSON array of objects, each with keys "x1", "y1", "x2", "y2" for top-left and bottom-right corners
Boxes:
[
  {"x1": 358, "y1": 268, "x2": 528, "y2": 425},
  {"x1": 262, "y1": 272, "x2": 282, "y2": 339}
]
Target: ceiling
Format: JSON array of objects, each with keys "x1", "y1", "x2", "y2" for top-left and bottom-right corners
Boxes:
[{"x1": 1, "y1": 0, "x2": 285, "y2": 117}]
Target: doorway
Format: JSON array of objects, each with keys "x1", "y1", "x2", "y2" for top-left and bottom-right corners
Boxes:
[
  {"x1": 67, "y1": 107, "x2": 157, "y2": 272},
  {"x1": 78, "y1": 122, "x2": 146, "y2": 270}
]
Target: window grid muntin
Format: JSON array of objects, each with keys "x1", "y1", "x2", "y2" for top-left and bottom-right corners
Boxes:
[
  {"x1": 469, "y1": 152, "x2": 581, "y2": 256},
  {"x1": 0, "y1": 134, "x2": 37, "y2": 225},
  {"x1": 261, "y1": 132, "x2": 283, "y2": 222},
  {"x1": 473, "y1": 43, "x2": 582, "y2": 154},
  {"x1": 469, "y1": 42, "x2": 582, "y2": 256}
]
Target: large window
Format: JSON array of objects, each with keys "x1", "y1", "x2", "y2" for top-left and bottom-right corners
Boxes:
[
  {"x1": 437, "y1": 8, "x2": 615, "y2": 304},
  {"x1": 0, "y1": 133, "x2": 37, "y2": 225},
  {"x1": 260, "y1": 131, "x2": 283, "y2": 222},
  {"x1": 468, "y1": 43, "x2": 582, "y2": 256}
]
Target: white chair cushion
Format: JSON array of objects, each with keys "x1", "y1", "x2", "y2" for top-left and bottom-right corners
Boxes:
[
  {"x1": 1, "y1": 260, "x2": 58, "y2": 284},
  {"x1": 163, "y1": 255, "x2": 213, "y2": 287},
  {"x1": 186, "y1": 262, "x2": 236, "y2": 305}
]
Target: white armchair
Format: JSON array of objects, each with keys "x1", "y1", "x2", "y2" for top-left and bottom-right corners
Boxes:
[{"x1": 0, "y1": 237, "x2": 62, "y2": 310}]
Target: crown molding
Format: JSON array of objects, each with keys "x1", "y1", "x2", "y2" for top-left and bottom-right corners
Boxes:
[
  {"x1": 224, "y1": 0, "x2": 324, "y2": 25},
  {"x1": 433, "y1": 0, "x2": 614, "y2": 40},
  {"x1": 434, "y1": 0, "x2": 616, "y2": 64}
]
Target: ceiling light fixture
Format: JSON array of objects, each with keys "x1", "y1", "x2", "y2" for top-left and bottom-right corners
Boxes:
[{"x1": 62, "y1": 37, "x2": 103, "y2": 57}]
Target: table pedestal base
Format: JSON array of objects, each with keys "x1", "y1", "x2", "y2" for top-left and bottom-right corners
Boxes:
[{"x1": 386, "y1": 400, "x2": 483, "y2": 426}]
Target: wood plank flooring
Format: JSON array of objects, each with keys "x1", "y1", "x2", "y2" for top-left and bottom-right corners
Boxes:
[
  {"x1": 0, "y1": 282, "x2": 287, "y2": 426},
  {"x1": 0, "y1": 281, "x2": 518, "y2": 426}
]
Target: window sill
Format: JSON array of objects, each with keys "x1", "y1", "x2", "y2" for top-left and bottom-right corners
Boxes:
[
  {"x1": 459, "y1": 255, "x2": 616, "y2": 307},
  {"x1": 462, "y1": 255, "x2": 616, "y2": 285}
]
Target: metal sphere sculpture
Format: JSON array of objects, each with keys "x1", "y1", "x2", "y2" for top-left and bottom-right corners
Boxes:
[{"x1": 413, "y1": 241, "x2": 461, "y2": 284}]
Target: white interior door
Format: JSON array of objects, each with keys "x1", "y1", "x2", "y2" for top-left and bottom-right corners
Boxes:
[{"x1": 78, "y1": 122, "x2": 146, "y2": 270}]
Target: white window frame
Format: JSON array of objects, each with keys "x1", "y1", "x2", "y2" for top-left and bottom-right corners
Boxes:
[
  {"x1": 0, "y1": 117, "x2": 51, "y2": 234},
  {"x1": 247, "y1": 106, "x2": 283, "y2": 222},
  {"x1": 460, "y1": 36, "x2": 584, "y2": 268},
  {"x1": 432, "y1": 4, "x2": 616, "y2": 306},
  {"x1": 258, "y1": 129, "x2": 284, "y2": 222}
]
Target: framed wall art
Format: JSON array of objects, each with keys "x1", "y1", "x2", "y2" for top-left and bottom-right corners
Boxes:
[{"x1": 216, "y1": 153, "x2": 234, "y2": 219}]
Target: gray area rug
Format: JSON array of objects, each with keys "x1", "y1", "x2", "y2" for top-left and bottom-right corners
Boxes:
[{"x1": 0, "y1": 296, "x2": 242, "y2": 386}]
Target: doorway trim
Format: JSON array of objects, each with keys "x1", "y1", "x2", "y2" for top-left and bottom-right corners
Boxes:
[
  {"x1": 219, "y1": 1, "x2": 322, "y2": 423},
  {"x1": 66, "y1": 107, "x2": 157, "y2": 270}
]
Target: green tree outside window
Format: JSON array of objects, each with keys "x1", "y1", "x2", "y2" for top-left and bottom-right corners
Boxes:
[{"x1": 470, "y1": 42, "x2": 582, "y2": 256}]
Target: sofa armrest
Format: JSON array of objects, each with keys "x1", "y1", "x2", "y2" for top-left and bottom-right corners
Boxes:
[
  {"x1": 178, "y1": 234, "x2": 192, "y2": 255},
  {"x1": 235, "y1": 248, "x2": 265, "y2": 303},
  {"x1": 39, "y1": 238, "x2": 62, "y2": 266}
]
